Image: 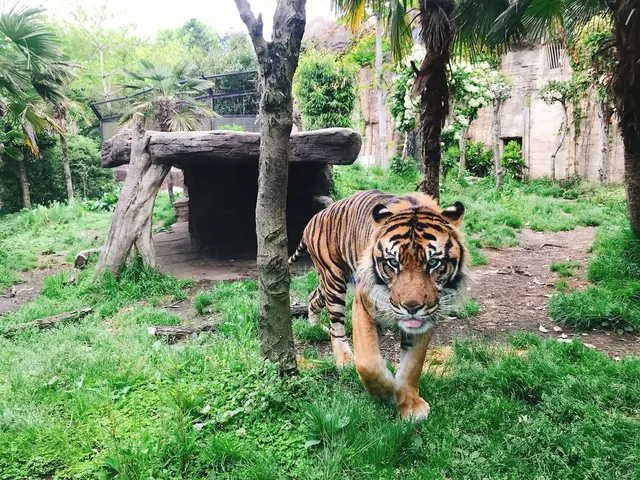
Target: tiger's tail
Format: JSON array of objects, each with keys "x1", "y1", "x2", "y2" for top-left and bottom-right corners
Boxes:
[{"x1": 288, "y1": 238, "x2": 308, "y2": 265}]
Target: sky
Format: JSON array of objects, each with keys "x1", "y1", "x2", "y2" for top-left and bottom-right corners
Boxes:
[{"x1": 41, "y1": 0, "x2": 336, "y2": 39}]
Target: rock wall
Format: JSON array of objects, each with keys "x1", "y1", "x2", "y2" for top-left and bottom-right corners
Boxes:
[{"x1": 467, "y1": 45, "x2": 624, "y2": 182}]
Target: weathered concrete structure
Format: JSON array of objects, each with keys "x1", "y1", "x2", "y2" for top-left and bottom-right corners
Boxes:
[
  {"x1": 102, "y1": 128, "x2": 361, "y2": 257},
  {"x1": 468, "y1": 44, "x2": 624, "y2": 182}
]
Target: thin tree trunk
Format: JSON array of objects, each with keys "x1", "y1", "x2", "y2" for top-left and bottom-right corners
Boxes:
[
  {"x1": 236, "y1": 0, "x2": 305, "y2": 375},
  {"x1": 596, "y1": 100, "x2": 609, "y2": 184},
  {"x1": 17, "y1": 157, "x2": 31, "y2": 209},
  {"x1": 60, "y1": 133, "x2": 74, "y2": 203},
  {"x1": 166, "y1": 170, "x2": 176, "y2": 204},
  {"x1": 492, "y1": 99, "x2": 504, "y2": 187},
  {"x1": 375, "y1": 16, "x2": 387, "y2": 168},
  {"x1": 458, "y1": 126, "x2": 468, "y2": 178},
  {"x1": 550, "y1": 103, "x2": 568, "y2": 182},
  {"x1": 96, "y1": 113, "x2": 170, "y2": 276}
]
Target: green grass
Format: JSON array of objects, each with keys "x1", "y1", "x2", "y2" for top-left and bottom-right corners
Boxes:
[
  {"x1": 0, "y1": 195, "x2": 181, "y2": 290},
  {"x1": 0, "y1": 203, "x2": 112, "y2": 289},
  {"x1": 549, "y1": 225, "x2": 640, "y2": 333},
  {"x1": 194, "y1": 291, "x2": 214, "y2": 315},
  {"x1": 550, "y1": 260, "x2": 581, "y2": 277},
  {"x1": 1, "y1": 285, "x2": 639, "y2": 480},
  {"x1": 454, "y1": 299, "x2": 481, "y2": 319}
]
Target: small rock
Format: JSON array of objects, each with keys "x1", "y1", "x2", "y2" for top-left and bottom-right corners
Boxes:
[
  {"x1": 613, "y1": 356, "x2": 621, "y2": 362},
  {"x1": 538, "y1": 325, "x2": 549, "y2": 333},
  {"x1": 584, "y1": 343, "x2": 596, "y2": 349},
  {"x1": 553, "y1": 326, "x2": 563, "y2": 332},
  {"x1": 557, "y1": 338, "x2": 572, "y2": 343},
  {"x1": 559, "y1": 333, "x2": 568, "y2": 339}
]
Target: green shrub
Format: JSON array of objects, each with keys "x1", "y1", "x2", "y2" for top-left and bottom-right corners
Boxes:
[
  {"x1": 389, "y1": 155, "x2": 419, "y2": 179},
  {"x1": 501, "y1": 141, "x2": 526, "y2": 180},
  {"x1": 465, "y1": 141, "x2": 493, "y2": 177},
  {"x1": 293, "y1": 50, "x2": 356, "y2": 130},
  {"x1": 217, "y1": 124, "x2": 244, "y2": 131}
]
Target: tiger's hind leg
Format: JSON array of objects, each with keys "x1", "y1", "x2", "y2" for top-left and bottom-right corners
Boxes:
[
  {"x1": 307, "y1": 286, "x2": 325, "y2": 327},
  {"x1": 319, "y1": 276, "x2": 354, "y2": 368}
]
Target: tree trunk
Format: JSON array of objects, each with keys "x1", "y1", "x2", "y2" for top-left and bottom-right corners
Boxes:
[
  {"x1": 596, "y1": 100, "x2": 610, "y2": 184},
  {"x1": 375, "y1": 16, "x2": 387, "y2": 168},
  {"x1": 17, "y1": 157, "x2": 31, "y2": 209},
  {"x1": 96, "y1": 113, "x2": 170, "y2": 276},
  {"x1": 458, "y1": 126, "x2": 468, "y2": 178},
  {"x1": 550, "y1": 103, "x2": 568, "y2": 182},
  {"x1": 60, "y1": 133, "x2": 74, "y2": 203},
  {"x1": 610, "y1": 0, "x2": 640, "y2": 238},
  {"x1": 492, "y1": 99, "x2": 504, "y2": 188},
  {"x1": 236, "y1": 0, "x2": 305, "y2": 375},
  {"x1": 166, "y1": 170, "x2": 176, "y2": 204},
  {"x1": 414, "y1": 0, "x2": 455, "y2": 203}
]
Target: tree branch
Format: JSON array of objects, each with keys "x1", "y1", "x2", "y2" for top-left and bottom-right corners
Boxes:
[{"x1": 234, "y1": 0, "x2": 268, "y2": 60}]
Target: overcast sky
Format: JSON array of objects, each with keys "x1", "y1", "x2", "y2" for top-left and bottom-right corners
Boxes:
[{"x1": 40, "y1": 0, "x2": 335, "y2": 39}]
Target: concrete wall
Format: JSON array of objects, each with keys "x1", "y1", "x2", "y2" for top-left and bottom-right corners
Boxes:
[{"x1": 467, "y1": 44, "x2": 624, "y2": 183}]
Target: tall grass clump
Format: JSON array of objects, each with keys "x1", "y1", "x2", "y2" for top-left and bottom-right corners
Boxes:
[{"x1": 549, "y1": 225, "x2": 640, "y2": 332}]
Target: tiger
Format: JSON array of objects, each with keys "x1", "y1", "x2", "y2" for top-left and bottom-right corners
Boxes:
[{"x1": 289, "y1": 189, "x2": 468, "y2": 420}]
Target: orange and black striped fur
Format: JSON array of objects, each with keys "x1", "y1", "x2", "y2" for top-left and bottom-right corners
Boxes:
[{"x1": 289, "y1": 190, "x2": 468, "y2": 420}]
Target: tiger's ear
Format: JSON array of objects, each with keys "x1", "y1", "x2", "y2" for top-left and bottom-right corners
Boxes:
[
  {"x1": 442, "y1": 201, "x2": 465, "y2": 227},
  {"x1": 372, "y1": 204, "x2": 393, "y2": 223}
]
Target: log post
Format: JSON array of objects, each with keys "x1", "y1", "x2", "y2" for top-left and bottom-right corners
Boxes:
[{"x1": 96, "y1": 113, "x2": 170, "y2": 276}]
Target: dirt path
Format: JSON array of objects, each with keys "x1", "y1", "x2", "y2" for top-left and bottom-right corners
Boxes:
[
  {"x1": 0, "y1": 254, "x2": 72, "y2": 316},
  {"x1": 375, "y1": 227, "x2": 639, "y2": 361}
]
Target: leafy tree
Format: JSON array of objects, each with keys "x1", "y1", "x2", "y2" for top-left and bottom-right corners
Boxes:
[
  {"x1": 448, "y1": 61, "x2": 495, "y2": 177},
  {"x1": 568, "y1": 16, "x2": 615, "y2": 183},
  {"x1": 538, "y1": 77, "x2": 585, "y2": 181},
  {"x1": 293, "y1": 50, "x2": 356, "y2": 130}
]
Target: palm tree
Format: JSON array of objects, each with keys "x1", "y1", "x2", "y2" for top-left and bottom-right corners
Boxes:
[
  {"x1": 331, "y1": 0, "x2": 455, "y2": 201},
  {"x1": 120, "y1": 60, "x2": 214, "y2": 203},
  {"x1": 454, "y1": 0, "x2": 640, "y2": 236},
  {"x1": 1, "y1": 5, "x2": 70, "y2": 208}
]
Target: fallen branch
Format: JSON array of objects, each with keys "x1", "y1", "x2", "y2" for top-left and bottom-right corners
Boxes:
[
  {"x1": 147, "y1": 321, "x2": 216, "y2": 340},
  {"x1": 291, "y1": 302, "x2": 308, "y2": 318},
  {"x1": 2, "y1": 307, "x2": 93, "y2": 337},
  {"x1": 539, "y1": 243, "x2": 567, "y2": 249},
  {"x1": 75, "y1": 247, "x2": 104, "y2": 269}
]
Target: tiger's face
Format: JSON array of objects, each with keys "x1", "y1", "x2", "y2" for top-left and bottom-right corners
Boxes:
[{"x1": 366, "y1": 194, "x2": 467, "y2": 335}]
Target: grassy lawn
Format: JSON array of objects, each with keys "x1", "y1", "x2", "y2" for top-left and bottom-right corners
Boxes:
[
  {"x1": 0, "y1": 191, "x2": 176, "y2": 290},
  {"x1": 1, "y1": 273, "x2": 639, "y2": 479},
  {"x1": 1, "y1": 166, "x2": 639, "y2": 478}
]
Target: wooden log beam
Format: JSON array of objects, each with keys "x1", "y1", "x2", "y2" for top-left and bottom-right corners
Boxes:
[
  {"x1": 102, "y1": 128, "x2": 362, "y2": 168},
  {"x1": 2, "y1": 308, "x2": 93, "y2": 337}
]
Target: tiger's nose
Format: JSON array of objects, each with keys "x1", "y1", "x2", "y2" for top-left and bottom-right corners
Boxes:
[{"x1": 402, "y1": 302, "x2": 423, "y2": 314}]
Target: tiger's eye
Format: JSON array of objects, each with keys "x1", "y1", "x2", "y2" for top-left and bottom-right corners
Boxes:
[
  {"x1": 386, "y1": 258, "x2": 400, "y2": 269},
  {"x1": 427, "y1": 258, "x2": 441, "y2": 269}
]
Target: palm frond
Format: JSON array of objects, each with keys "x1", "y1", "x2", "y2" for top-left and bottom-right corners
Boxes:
[{"x1": 0, "y1": 5, "x2": 60, "y2": 67}]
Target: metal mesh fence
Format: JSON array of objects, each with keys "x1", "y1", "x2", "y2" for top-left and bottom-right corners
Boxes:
[{"x1": 90, "y1": 70, "x2": 259, "y2": 141}]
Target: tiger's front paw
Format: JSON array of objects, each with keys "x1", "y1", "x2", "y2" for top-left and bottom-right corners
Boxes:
[{"x1": 397, "y1": 396, "x2": 431, "y2": 421}]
